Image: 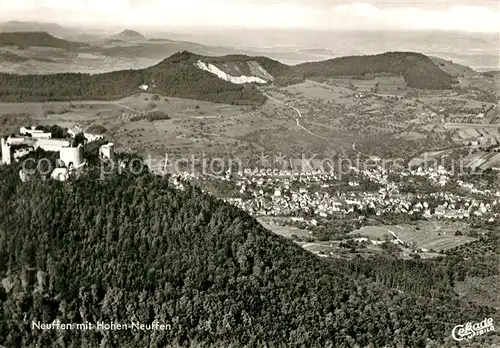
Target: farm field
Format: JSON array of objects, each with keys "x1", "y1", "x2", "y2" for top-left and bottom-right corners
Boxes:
[
  {"x1": 256, "y1": 217, "x2": 387, "y2": 259},
  {"x1": 408, "y1": 149, "x2": 454, "y2": 167},
  {"x1": 349, "y1": 79, "x2": 378, "y2": 92},
  {"x1": 257, "y1": 217, "x2": 312, "y2": 240},
  {"x1": 263, "y1": 79, "x2": 454, "y2": 159},
  {"x1": 394, "y1": 131, "x2": 427, "y2": 141},
  {"x1": 463, "y1": 151, "x2": 500, "y2": 170},
  {"x1": 280, "y1": 79, "x2": 355, "y2": 104},
  {"x1": 457, "y1": 74, "x2": 500, "y2": 94},
  {"x1": 374, "y1": 76, "x2": 407, "y2": 95},
  {"x1": 349, "y1": 221, "x2": 478, "y2": 252},
  {"x1": 420, "y1": 96, "x2": 495, "y2": 110},
  {"x1": 300, "y1": 241, "x2": 381, "y2": 258}
]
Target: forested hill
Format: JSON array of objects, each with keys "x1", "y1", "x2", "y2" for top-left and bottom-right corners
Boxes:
[
  {"x1": 109, "y1": 29, "x2": 146, "y2": 41},
  {"x1": 0, "y1": 159, "x2": 497, "y2": 348},
  {"x1": 294, "y1": 52, "x2": 455, "y2": 89}
]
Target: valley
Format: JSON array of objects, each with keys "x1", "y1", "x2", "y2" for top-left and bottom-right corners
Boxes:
[{"x1": 0, "y1": 23, "x2": 499, "y2": 347}]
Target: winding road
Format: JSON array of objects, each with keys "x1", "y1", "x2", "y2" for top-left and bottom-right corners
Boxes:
[{"x1": 264, "y1": 93, "x2": 330, "y2": 141}]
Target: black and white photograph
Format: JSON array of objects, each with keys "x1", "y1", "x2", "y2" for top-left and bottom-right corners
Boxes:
[{"x1": 0, "y1": 0, "x2": 499, "y2": 347}]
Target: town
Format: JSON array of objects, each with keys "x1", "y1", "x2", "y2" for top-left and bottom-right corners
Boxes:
[{"x1": 165, "y1": 153, "x2": 500, "y2": 259}]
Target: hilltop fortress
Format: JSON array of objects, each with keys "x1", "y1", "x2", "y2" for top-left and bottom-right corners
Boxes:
[{"x1": 1, "y1": 125, "x2": 114, "y2": 181}]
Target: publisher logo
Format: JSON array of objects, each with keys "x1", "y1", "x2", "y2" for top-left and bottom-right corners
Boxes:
[{"x1": 452, "y1": 318, "x2": 495, "y2": 341}]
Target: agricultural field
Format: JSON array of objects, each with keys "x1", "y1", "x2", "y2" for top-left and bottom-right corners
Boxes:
[
  {"x1": 408, "y1": 149, "x2": 455, "y2": 167},
  {"x1": 257, "y1": 216, "x2": 388, "y2": 259},
  {"x1": 463, "y1": 151, "x2": 500, "y2": 171},
  {"x1": 457, "y1": 74, "x2": 500, "y2": 94},
  {"x1": 374, "y1": 76, "x2": 407, "y2": 95},
  {"x1": 259, "y1": 219, "x2": 480, "y2": 260},
  {"x1": 0, "y1": 101, "x2": 116, "y2": 135},
  {"x1": 420, "y1": 96, "x2": 494, "y2": 111},
  {"x1": 446, "y1": 122, "x2": 500, "y2": 150},
  {"x1": 348, "y1": 78, "x2": 378, "y2": 92},
  {"x1": 349, "y1": 221, "x2": 478, "y2": 252},
  {"x1": 262, "y1": 79, "x2": 457, "y2": 160},
  {"x1": 280, "y1": 79, "x2": 355, "y2": 104},
  {"x1": 394, "y1": 131, "x2": 427, "y2": 141},
  {"x1": 257, "y1": 217, "x2": 312, "y2": 240}
]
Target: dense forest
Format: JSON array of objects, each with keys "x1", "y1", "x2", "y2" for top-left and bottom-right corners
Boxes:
[{"x1": 0, "y1": 155, "x2": 498, "y2": 348}]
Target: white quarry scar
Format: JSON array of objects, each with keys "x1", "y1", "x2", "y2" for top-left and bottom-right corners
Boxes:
[{"x1": 195, "y1": 60, "x2": 268, "y2": 84}]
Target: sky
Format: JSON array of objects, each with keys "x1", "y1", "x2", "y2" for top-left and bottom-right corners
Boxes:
[{"x1": 0, "y1": 0, "x2": 499, "y2": 33}]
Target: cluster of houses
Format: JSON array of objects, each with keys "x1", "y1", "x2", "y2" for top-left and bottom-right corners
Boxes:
[
  {"x1": 189, "y1": 163, "x2": 500, "y2": 224},
  {"x1": 158, "y1": 156, "x2": 500, "y2": 226}
]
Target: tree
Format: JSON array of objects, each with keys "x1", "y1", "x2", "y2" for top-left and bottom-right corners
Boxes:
[{"x1": 72, "y1": 132, "x2": 86, "y2": 146}]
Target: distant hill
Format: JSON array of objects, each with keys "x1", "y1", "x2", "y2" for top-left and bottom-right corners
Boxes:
[
  {"x1": 0, "y1": 21, "x2": 67, "y2": 36},
  {"x1": 482, "y1": 70, "x2": 500, "y2": 78},
  {"x1": 148, "y1": 38, "x2": 173, "y2": 42},
  {"x1": 109, "y1": 29, "x2": 146, "y2": 41},
  {"x1": 298, "y1": 48, "x2": 336, "y2": 56},
  {"x1": 94, "y1": 40, "x2": 223, "y2": 60},
  {"x1": 65, "y1": 33, "x2": 104, "y2": 43},
  {"x1": 0, "y1": 21, "x2": 101, "y2": 43},
  {"x1": 0, "y1": 31, "x2": 84, "y2": 50}
]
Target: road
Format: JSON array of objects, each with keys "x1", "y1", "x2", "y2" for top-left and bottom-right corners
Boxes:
[
  {"x1": 264, "y1": 93, "x2": 330, "y2": 141},
  {"x1": 114, "y1": 102, "x2": 143, "y2": 114},
  {"x1": 386, "y1": 229, "x2": 405, "y2": 245},
  {"x1": 444, "y1": 123, "x2": 500, "y2": 130},
  {"x1": 415, "y1": 99, "x2": 442, "y2": 116},
  {"x1": 71, "y1": 99, "x2": 145, "y2": 114},
  {"x1": 351, "y1": 141, "x2": 363, "y2": 157}
]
